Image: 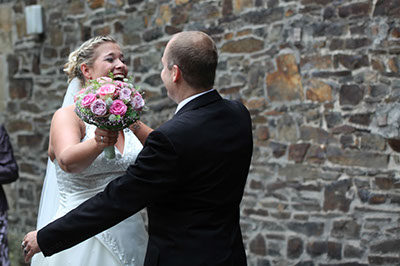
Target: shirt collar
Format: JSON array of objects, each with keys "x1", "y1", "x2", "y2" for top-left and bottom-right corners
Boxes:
[{"x1": 175, "y1": 89, "x2": 215, "y2": 114}]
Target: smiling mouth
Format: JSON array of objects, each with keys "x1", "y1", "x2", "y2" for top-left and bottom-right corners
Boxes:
[{"x1": 114, "y1": 74, "x2": 125, "y2": 81}]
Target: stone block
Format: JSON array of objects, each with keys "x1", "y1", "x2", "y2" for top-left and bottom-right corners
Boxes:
[
  {"x1": 7, "y1": 54, "x2": 19, "y2": 77},
  {"x1": 331, "y1": 220, "x2": 361, "y2": 239},
  {"x1": 391, "y1": 27, "x2": 400, "y2": 38},
  {"x1": 306, "y1": 79, "x2": 332, "y2": 102},
  {"x1": 323, "y1": 179, "x2": 352, "y2": 212},
  {"x1": 269, "y1": 142, "x2": 287, "y2": 158},
  {"x1": 388, "y1": 57, "x2": 399, "y2": 73},
  {"x1": 340, "y1": 134, "x2": 355, "y2": 149},
  {"x1": 339, "y1": 84, "x2": 364, "y2": 106},
  {"x1": 142, "y1": 27, "x2": 162, "y2": 42},
  {"x1": 349, "y1": 113, "x2": 371, "y2": 126},
  {"x1": 266, "y1": 54, "x2": 304, "y2": 102},
  {"x1": 294, "y1": 262, "x2": 314, "y2": 266},
  {"x1": 327, "y1": 242, "x2": 342, "y2": 260},
  {"x1": 256, "y1": 126, "x2": 269, "y2": 141},
  {"x1": 43, "y1": 47, "x2": 58, "y2": 59},
  {"x1": 243, "y1": 208, "x2": 269, "y2": 216},
  {"x1": 325, "y1": 112, "x2": 342, "y2": 128},
  {"x1": 368, "y1": 194, "x2": 386, "y2": 204},
  {"x1": 374, "y1": 177, "x2": 396, "y2": 190},
  {"x1": 221, "y1": 37, "x2": 264, "y2": 53},
  {"x1": 128, "y1": 0, "x2": 144, "y2": 4},
  {"x1": 88, "y1": 0, "x2": 105, "y2": 9},
  {"x1": 0, "y1": 5, "x2": 12, "y2": 32},
  {"x1": 300, "y1": 126, "x2": 330, "y2": 144},
  {"x1": 334, "y1": 54, "x2": 369, "y2": 70},
  {"x1": 6, "y1": 120, "x2": 32, "y2": 133},
  {"x1": 287, "y1": 222, "x2": 324, "y2": 237},
  {"x1": 312, "y1": 22, "x2": 347, "y2": 37},
  {"x1": 249, "y1": 234, "x2": 267, "y2": 256},
  {"x1": 305, "y1": 145, "x2": 326, "y2": 164},
  {"x1": 289, "y1": 143, "x2": 311, "y2": 163},
  {"x1": 360, "y1": 134, "x2": 386, "y2": 151},
  {"x1": 222, "y1": 0, "x2": 233, "y2": 16},
  {"x1": 306, "y1": 241, "x2": 327, "y2": 257},
  {"x1": 373, "y1": 0, "x2": 400, "y2": 18},
  {"x1": 344, "y1": 244, "x2": 364, "y2": 258},
  {"x1": 331, "y1": 125, "x2": 356, "y2": 134},
  {"x1": 17, "y1": 133, "x2": 43, "y2": 147},
  {"x1": 9, "y1": 79, "x2": 33, "y2": 99},
  {"x1": 345, "y1": 38, "x2": 371, "y2": 49},
  {"x1": 276, "y1": 115, "x2": 298, "y2": 142},
  {"x1": 338, "y1": 2, "x2": 371, "y2": 18},
  {"x1": 242, "y1": 8, "x2": 284, "y2": 24},
  {"x1": 68, "y1": 0, "x2": 85, "y2": 14},
  {"x1": 371, "y1": 59, "x2": 385, "y2": 72},
  {"x1": 329, "y1": 38, "x2": 345, "y2": 50},
  {"x1": 234, "y1": 0, "x2": 253, "y2": 12},
  {"x1": 369, "y1": 84, "x2": 389, "y2": 97},
  {"x1": 156, "y1": 5, "x2": 171, "y2": 26},
  {"x1": 287, "y1": 237, "x2": 303, "y2": 259},
  {"x1": 94, "y1": 26, "x2": 111, "y2": 37},
  {"x1": 368, "y1": 256, "x2": 400, "y2": 265}
]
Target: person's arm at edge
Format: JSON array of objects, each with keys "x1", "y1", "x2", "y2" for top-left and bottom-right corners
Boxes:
[{"x1": 0, "y1": 125, "x2": 19, "y2": 184}]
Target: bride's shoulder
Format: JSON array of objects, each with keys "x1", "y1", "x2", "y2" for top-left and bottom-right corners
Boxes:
[
  {"x1": 53, "y1": 105, "x2": 76, "y2": 119},
  {"x1": 52, "y1": 105, "x2": 83, "y2": 126}
]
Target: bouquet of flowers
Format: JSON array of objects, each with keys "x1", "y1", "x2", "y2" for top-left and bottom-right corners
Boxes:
[{"x1": 74, "y1": 73, "x2": 145, "y2": 159}]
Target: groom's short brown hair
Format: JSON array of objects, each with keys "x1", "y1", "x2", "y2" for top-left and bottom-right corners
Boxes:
[{"x1": 166, "y1": 31, "x2": 218, "y2": 90}]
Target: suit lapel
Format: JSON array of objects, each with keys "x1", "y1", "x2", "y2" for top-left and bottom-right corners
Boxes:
[{"x1": 174, "y1": 90, "x2": 222, "y2": 117}]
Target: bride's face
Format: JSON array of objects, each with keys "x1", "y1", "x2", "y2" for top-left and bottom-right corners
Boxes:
[{"x1": 86, "y1": 42, "x2": 128, "y2": 81}]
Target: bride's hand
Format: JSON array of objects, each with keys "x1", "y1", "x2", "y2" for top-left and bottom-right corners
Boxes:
[
  {"x1": 94, "y1": 128, "x2": 119, "y2": 149},
  {"x1": 22, "y1": 231, "x2": 40, "y2": 263}
]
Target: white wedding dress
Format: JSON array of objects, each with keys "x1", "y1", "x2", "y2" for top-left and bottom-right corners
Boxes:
[{"x1": 31, "y1": 123, "x2": 148, "y2": 266}]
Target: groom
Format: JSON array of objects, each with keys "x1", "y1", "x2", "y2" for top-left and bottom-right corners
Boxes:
[{"x1": 23, "y1": 31, "x2": 253, "y2": 266}]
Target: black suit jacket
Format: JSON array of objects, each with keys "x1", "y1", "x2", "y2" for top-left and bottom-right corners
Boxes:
[{"x1": 38, "y1": 90, "x2": 253, "y2": 266}]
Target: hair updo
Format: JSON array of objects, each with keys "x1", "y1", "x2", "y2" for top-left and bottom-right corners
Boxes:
[{"x1": 63, "y1": 36, "x2": 117, "y2": 84}]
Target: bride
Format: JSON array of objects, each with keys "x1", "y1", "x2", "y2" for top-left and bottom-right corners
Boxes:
[{"x1": 30, "y1": 36, "x2": 152, "y2": 266}]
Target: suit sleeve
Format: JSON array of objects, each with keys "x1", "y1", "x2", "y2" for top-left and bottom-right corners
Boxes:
[
  {"x1": 37, "y1": 130, "x2": 179, "y2": 256},
  {"x1": 0, "y1": 126, "x2": 19, "y2": 184}
]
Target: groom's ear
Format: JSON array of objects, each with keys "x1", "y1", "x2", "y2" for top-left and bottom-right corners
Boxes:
[
  {"x1": 80, "y1": 63, "x2": 92, "y2": 80},
  {"x1": 172, "y1": 65, "x2": 181, "y2": 83}
]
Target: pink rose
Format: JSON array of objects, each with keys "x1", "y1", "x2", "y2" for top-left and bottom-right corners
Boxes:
[
  {"x1": 81, "y1": 93, "x2": 97, "y2": 107},
  {"x1": 73, "y1": 88, "x2": 87, "y2": 102},
  {"x1": 131, "y1": 94, "x2": 145, "y2": 111},
  {"x1": 90, "y1": 99, "x2": 107, "y2": 116},
  {"x1": 110, "y1": 100, "x2": 127, "y2": 116},
  {"x1": 115, "y1": 80, "x2": 129, "y2": 88},
  {"x1": 96, "y1": 77, "x2": 113, "y2": 84},
  {"x1": 97, "y1": 84, "x2": 117, "y2": 97},
  {"x1": 119, "y1": 88, "x2": 132, "y2": 101}
]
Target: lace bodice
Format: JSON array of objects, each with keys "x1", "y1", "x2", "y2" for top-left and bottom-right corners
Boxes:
[
  {"x1": 54, "y1": 123, "x2": 143, "y2": 214},
  {"x1": 49, "y1": 123, "x2": 147, "y2": 265}
]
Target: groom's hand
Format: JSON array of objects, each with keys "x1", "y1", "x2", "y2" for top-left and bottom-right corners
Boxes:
[{"x1": 22, "y1": 230, "x2": 41, "y2": 263}]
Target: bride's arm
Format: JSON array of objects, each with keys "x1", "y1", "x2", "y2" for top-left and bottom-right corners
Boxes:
[
  {"x1": 49, "y1": 105, "x2": 118, "y2": 173},
  {"x1": 129, "y1": 121, "x2": 153, "y2": 145}
]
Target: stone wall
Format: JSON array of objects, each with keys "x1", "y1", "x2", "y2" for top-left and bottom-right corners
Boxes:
[{"x1": 0, "y1": 0, "x2": 399, "y2": 265}]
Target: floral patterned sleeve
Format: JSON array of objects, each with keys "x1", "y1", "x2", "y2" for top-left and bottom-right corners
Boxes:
[{"x1": 0, "y1": 125, "x2": 18, "y2": 184}]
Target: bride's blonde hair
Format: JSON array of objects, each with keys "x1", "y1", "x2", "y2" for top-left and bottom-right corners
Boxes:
[{"x1": 64, "y1": 36, "x2": 117, "y2": 84}]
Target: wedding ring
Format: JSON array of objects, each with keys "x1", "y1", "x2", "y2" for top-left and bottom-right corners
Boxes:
[
  {"x1": 101, "y1": 136, "x2": 104, "y2": 142},
  {"x1": 24, "y1": 248, "x2": 28, "y2": 254},
  {"x1": 21, "y1": 241, "x2": 25, "y2": 248}
]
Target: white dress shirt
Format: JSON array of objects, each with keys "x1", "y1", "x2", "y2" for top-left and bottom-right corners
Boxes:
[{"x1": 175, "y1": 89, "x2": 215, "y2": 114}]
